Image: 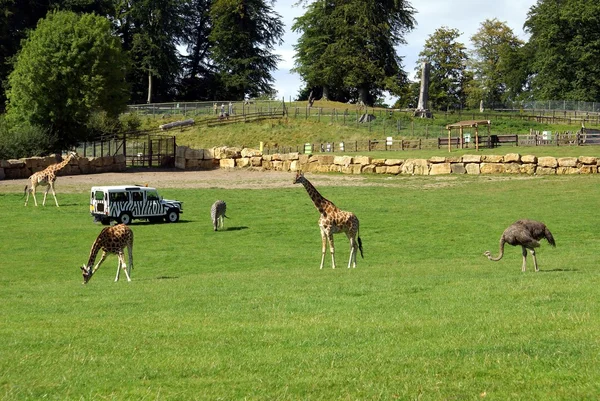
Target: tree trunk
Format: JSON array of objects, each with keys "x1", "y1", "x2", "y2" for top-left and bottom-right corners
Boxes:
[
  {"x1": 322, "y1": 85, "x2": 329, "y2": 101},
  {"x1": 147, "y1": 70, "x2": 153, "y2": 104},
  {"x1": 358, "y1": 86, "x2": 369, "y2": 106}
]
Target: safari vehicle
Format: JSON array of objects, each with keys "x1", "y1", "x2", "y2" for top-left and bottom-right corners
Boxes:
[{"x1": 90, "y1": 185, "x2": 183, "y2": 225}]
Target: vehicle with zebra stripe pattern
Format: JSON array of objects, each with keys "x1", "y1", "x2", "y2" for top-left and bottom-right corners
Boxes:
[{"x1": 90, "y1": 185, "x2": 183, "y2": 225}]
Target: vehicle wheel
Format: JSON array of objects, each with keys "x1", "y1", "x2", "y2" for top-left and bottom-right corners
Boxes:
[
  {"x1": 119, "y1": 212, "x2": 133, "y2": 225},
  {"x1": 165, "y1": 209, "x2": 179, "y2": 223},
  {"x1": 100, "y1": 217, "x2": 111, "y2": 226}
]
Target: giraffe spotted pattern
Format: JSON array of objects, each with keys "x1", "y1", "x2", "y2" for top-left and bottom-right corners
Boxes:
[
  {"x1": 81, "y1": 224, "x2": 134, "y2": 284},
  {"x1": 293, "y1": 171, "x2": 363, "y2": 269}
]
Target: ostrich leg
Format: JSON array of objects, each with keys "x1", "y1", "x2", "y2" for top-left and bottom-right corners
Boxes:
[
  {"x1": 530, "y1": 249, "x2": 539, "y2": 272},
  {"x1": 521, "y1": 246, "x2": 528, "y2": 272}
]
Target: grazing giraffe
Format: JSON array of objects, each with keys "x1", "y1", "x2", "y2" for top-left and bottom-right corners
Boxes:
[
  {"x1": 24, "y1": 151, "x2": 77, "y2": 207},
  {"x1": 211, "y1": 200, "x2": 228, "y2": 231},
  {"x1": 80, "y1": 224, "x2": 134, "y2": 284},
  {"x1": 293, "y1": 171, "x2": 363, "y2": 269}
]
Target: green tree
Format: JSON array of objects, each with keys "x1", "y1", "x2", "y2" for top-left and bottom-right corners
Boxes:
[
  {"x1": 114, "y1": 0, "x2": 186, "y2": 104},
  {"x1": 0, "y1": 0, "x2": 113, "y2": 111},
  {"x1": 524, "y1": 0, "x2": 600, "y2": 101},
  {"x1": 470, "y1": 18, "x2": 524, "y2": 107},
  {"x1": 209, "y1": 0, "x2": 284, "y2": 99},
  {"x1": 5, "y1": 11, "x2": 129, "y2": 151},
  {"x1": 293, "y1": 0, "x2": 416, "y2": 106},
  {"x1": 416, "y1": 27, "x2": 469, "y2": 111}
]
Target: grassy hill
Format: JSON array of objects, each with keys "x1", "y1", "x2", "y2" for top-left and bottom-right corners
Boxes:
[{"x1": 138, "y1": 100, "x2": 591, "y2": 153}]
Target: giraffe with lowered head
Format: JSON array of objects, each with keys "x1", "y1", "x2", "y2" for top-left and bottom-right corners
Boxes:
[
  {"x1": 293, "y1": 171, "x2": 363, "y2": 269},
  {"x1": 24, "y1": 151, "x2": 77, "y2": 207},
  {"x1": 81, "y1": 224, "x2": 134, "y2": 284}
]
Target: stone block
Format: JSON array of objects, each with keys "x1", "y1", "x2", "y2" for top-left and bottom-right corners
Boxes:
[
  {"x1": 521, "y1": 155, "x2": 537, "y2": 164},
  {"x1": 428, "y1": 156, "x2": 446, "y2": 163},
  {"x1": 520, "y1": 164, "x2": 536, "y2": 175},
  {"x1": 251, "y1": 157, "x2": 263, "y2": 167},
  {"x1": 175, "y1": 157, "x2": 186, "y2": 170},
  {"x1": 298, "y1": 154, "x2": 310, "y2": 164},
  {"x1": 186, "y1": 158, "x2": 199, "y2": 168},
  {"x1": 504, "y1": 153, "x2": 521, "y2": 163},
  {"x1": 185, "y1": 147, "x2": 203, "y2": 160},
  {"x1": 203, "y1": 148, "x2": 214, "y2": 159},
  {"x1": 450, "y1": 163, "x2": 466, "y2": 174},
  {"x1": 480, "y1": 163, "x2": 505, "y2": 174},
  {"x1": 430, "y1": 163, "x2": 451, "y2": 175},
  {"x1": 354, "y1": 156, "x2": 371, "y2": 165},
  {"x1": 536, "y1": 167, "x2": 555, "y2": 175},
  {"x1": 538, "y1": 156, "x2": 558, "y2": 168},
  {"x1": 386, "y1": 165, "x2": 402, "y2": 175},
  {"x1": 219, "y1": 159, "x2": 236, "y2": 168},
  {"x1": 200, "y1": 160, "x2": 216, "y2": 169},
  {"x1": 482, "y1": 155, "x2": 503, "y2": 163},
  {"x1": 375, "y1": 166, "x2": 387, "y2": 174},
  {"x1": 334, "y1": 156, "x2": 353, "y2": 166},
  {"x1": 557, "y1": 157, "x2": 577, "y2": 167},
  {"x1": 236, "y1": 158, "x2": 251, "y2": 167},
  {"x1": 362, "y1": 165, "x2": 376, "y2": 173},
  {"x1": 241, "y1": 148, "x2": 262, "y2": 158},
  {"x1": 462, "y1": 154, "x2": 481, "y2": 163},
  {"x1": 7, "y1": 159, "x2": 25, "y2": 168},
  {"x1": 504, "y1": 163, "x2": 521, "y2": 174},
  {"x1": 371, "y1": 159, "x2": 386, "y2": 166},
  {"x1": 176, "y1": 146, "x2": 187, "y2": 158},
  {"x1": 578, "y1": 156, "x2": 597, "y2": 165},
  {"x1": 556, "y1": 166, "x2": 579, "y2": 175},
  {"x1": 580, "y1": 165, "x2": 597, "y2": 174},
  {"x1": 401, "y1": 159, "x2": 429, "y2": 175},
  {"x1": 384, "y1": 159, "x2": 403, "y2": 166}
]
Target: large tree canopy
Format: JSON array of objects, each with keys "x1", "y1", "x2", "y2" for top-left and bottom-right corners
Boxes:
[
  {"x1": 470, "y1": 18, "x2": 524, "y2": 107},
  {"x1": 293, "y1": 0, "x2": 416, "y2": 105},
  {"x1": 525, "y1": 0, "x2": 600, "y2": 101},
  {"x1": 209, "y1": 0, "x2": 284, "y2": 99},
  {"x1": 416, "y1": 27, "x2": 469, "y2": 111},
  {"x1": 5, "y1": 11, "x2": 129, "y2": 151}
]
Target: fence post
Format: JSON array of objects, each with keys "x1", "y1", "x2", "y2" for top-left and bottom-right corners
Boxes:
[{"x1": 148, "y1": 135, "x2": 153, "y2": 167}]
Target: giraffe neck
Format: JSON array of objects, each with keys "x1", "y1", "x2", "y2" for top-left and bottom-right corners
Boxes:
[
  {"x1": 52, "y1": 154, "x2": 73, "y2": 172},
  {"x1": 300, "y1": 178, "x2": 331, "y2": 215},
  {"x1": 86, "y1": 238, "x2": 103, "y2": 268}
]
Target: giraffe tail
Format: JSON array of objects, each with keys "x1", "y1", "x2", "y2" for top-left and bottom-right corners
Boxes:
[{"x1": 358, "y1": 236, "x2": 364, "y2": 259}]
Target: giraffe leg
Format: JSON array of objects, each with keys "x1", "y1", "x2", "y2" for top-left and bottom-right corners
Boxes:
[
  {"x1": 347, "y1": 235, "x2": 356, "y2": 268},
  {"x1": 328, "y1": 234, "x2": 336, "y2": 269},
  {"x1": 49, "y1": 182, "x2": 59, "y2": 207},
  {"x1": 127, "y1": 243, "x2": 133, "y2": 280},
  {"x1": 320, "y1": 229, "x2": 327, "y2": 269},
  {"x1": 521, "y1": 246, "x2": 527, "y2": 272},
  {"x1": 31, "y1": 186, "x2": 39, "y2": 207},
  {"x1": 42, "y1": 185, "x2": 51, "y2": 206},
  {"x1": 530, "y1": 249, "x2": 539, "y2": 272},
  {"x1": 91, "y1": 251, "x2": 108, "y2": 275}
]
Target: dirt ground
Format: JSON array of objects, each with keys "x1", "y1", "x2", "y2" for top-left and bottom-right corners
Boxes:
[
  {"x1": 0, "y1": 167, "x2": 376, "y2": 193},
  {"x1": 0, "y1": 167, "x2": 540, "y2": 194}
]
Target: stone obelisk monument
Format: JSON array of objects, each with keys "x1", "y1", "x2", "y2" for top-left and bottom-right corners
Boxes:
[{"x1": 414, "y1": 62, "x2": 432, "y2": 118}]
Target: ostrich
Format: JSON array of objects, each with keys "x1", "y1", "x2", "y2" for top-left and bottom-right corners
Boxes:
[{"x1": 484, "y1": 219, "x2": 556, "y2": 272}]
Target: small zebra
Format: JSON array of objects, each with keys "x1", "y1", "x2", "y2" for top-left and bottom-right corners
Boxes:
[{"x1": 211, "y1": 200, "x2": 227, "y2": 231}]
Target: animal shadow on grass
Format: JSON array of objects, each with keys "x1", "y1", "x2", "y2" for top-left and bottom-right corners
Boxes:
[
  {"x1": 538, "y1": 268, "x2": 579, "y2": 273},
  {"x1": 223, "y1": 226, "x2": 249, "y2": 231}
]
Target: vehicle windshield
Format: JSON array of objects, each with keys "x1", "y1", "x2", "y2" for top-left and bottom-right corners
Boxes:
[{"x1": 146, "y1": 190, "x2": 160, "y2": 201}]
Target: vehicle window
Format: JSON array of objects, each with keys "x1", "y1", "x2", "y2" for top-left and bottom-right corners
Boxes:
[
  {"x1": 109, "y1": 192, "x2": 129, "y2": 202},
  {"x1": 146, "y1": 190, "x2": 159, "y2": 201},
  {"x1": 132, "y1": 191, "x2": 143, "y2": 202},
  {"x1": 94, "y1": 191, "x2": 105, "y2": 201}
]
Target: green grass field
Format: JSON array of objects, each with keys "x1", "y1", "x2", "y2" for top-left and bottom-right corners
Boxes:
[{"x1": 2, "y1": 173, "x2": 600, "y2": 400}]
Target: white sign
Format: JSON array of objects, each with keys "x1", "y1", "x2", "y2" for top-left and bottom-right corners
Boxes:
[
  {"x1": 386, "y1": 136, "x2": 393, "y2": 146},
  {"x1": 464, "y1": 133, "x2": 471, "y2": 143}
]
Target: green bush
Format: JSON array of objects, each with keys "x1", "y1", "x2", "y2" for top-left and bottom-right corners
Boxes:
[{"x1": 0, "y1": 117, "x2": 56, "y2": 159}]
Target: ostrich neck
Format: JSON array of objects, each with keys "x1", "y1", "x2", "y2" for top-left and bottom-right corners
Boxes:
[{"x1": 488, "y1": 238, "x2": 506, "y2": 261}]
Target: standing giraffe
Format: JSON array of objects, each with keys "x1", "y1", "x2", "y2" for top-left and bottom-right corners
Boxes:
[
  {"x1": 80, "y1": 224, "x2": 134, "y2": 284},
  {"x1": 293, "y1": 171, "x2": 363, "y2": 269},
  {"x1": 24, "y1": 151, "x2": 77, "y2": 207}
]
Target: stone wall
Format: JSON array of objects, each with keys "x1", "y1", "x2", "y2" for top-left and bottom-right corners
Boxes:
[
  {"x1": 176, "y1": 146, "x2": 599, "y2": 176},
  {"x1": 0, "y1": 154, "x2": 127, "y2": 180}
]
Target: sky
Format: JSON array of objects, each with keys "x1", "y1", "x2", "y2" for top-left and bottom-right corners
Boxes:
[{"x1": 271, "y1": 0, "x2": 538, "y2": 103}]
